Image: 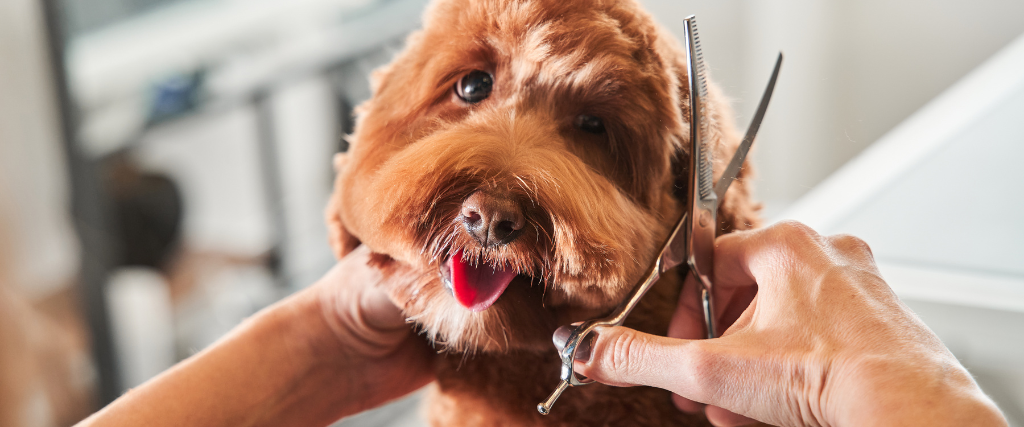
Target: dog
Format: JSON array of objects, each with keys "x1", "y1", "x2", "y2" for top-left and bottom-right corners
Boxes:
[{"x1": 326, "y1": 0, "x2": 760, "y2": 425}]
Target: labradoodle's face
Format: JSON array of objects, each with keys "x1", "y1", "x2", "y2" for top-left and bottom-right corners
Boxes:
[{"x1": 326, "y1": 0, "x2": 738, "y2": 353}]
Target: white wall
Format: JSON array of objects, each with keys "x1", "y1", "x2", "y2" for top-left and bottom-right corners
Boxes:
[
  {"x1": 0, "y1": 0, "x2": 80, "y2": 298},
  {"x1": 640, "y1": 0, "x2": 1024, "y2": 213}
]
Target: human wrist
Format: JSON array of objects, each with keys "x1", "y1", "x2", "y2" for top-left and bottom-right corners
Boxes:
[
  {"x1": 239, "y1": 287, "x2": 369, "y2": 424},
  {"x1": 271, "y1": 285, "x2": 350, "y2": 367},
  {"x1": 257, "y1": 275, "x2": 405, "y2": 365},
  {"x1": 258, "y1": 260, "x2": 432, "y2": 420},
  {"x1": 833, "y1": 354, "x2": 1006, "y2": 427}
]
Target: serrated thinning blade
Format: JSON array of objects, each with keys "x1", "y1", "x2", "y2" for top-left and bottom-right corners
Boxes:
[
  {"x1": 688, "y1": 18, "x2": 714, "y2": 201},
  {"x1": 684, "y1": 15, "x2": 717, "y2": 340}
]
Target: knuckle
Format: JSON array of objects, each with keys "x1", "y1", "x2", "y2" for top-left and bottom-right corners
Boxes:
[
  {"x1": 770, "y1": 221, "x2": 819, "y2": 245},
  {"x1": 767, "y1": 221, "x2": 824, "y2": 262},
  {"x1": 606, "y1": 329, "x2": 646, "y2": 376},
  {"x1": 683, "y1": 343, "x2": 723, "y2": 400},
  {"x1": 827, "y1": 234, "x2": 874, "y2": 258},
  {"x1": 685, "y1": 343, "x2": 716, "y2": 375},
  {"x1": 817, "y1": 264, "x2": 887, "y2": 299}
]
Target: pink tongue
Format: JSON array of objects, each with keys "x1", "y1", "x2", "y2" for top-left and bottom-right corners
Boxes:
[{"x1": 449, "y1": 249, "x2": 517, "y2": 312}]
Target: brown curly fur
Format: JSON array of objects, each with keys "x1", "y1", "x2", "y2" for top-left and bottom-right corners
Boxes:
[{"x1": 325, "y1": 0, "x2": 760, "y2": 425}]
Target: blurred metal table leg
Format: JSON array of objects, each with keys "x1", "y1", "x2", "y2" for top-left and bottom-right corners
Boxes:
[{"x1": 40, "y1": 0, "x2": 124, "y2": 406}]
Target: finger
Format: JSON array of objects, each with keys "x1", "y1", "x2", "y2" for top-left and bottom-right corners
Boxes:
[
  {"x1": 668, "y1": 273, "x2": 755, "y2": 413},
  {"x1": 573, "y1": 326, "x2": 683, "y2": 389},
  {"x1": 359, "y1": 284, "x2": 406, "y2": 331},
  {"x1": 578, "y1": 326, "x2": 775, "y2": 424},
  {"x1": 673, "y1": 393, "x2": 704, "y2": 414},
  {"x1": 713, "y1": 283, "x2": 758, "y2": 335},
  {"x1": 825, "y1": 233, "x2": 878, "y2": 272},
  {"x1": 668, "y1": 274, "x2": 708, "y2": 340},
  {"x1": 671, "y1": 271, "x2": 756, "y2": 340},
  {"x1": 574, "y1": 326, "x2": 730, "y2": 408},
  {"x1": 334, "y1": 246, "x2": 415, "y2": 331},
  {"x1": 319, "y1": 248, "x2": 415, "y2": 356},
  {"x1": 712, "y1": 229, "x2": 762, "y2": 290},
  {"x1": 666, "y1": 282, "x2": 706, "y2": 414},
  {"x1": 715, "y1": 220, "x2": 827, "y2": 292},
  {"x1": 705, "y1": 405, "x2": 758, "y2": 427}
]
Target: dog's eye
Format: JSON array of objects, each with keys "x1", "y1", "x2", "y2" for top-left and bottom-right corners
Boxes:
[
  {"x1": 456, "y1": 70, "x2": 493, "y2": 103},
  {"x1": 575, "y1": 114, "x2": 606, "y2": 134}
]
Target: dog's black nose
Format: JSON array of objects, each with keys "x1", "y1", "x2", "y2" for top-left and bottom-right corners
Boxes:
[{"x1": 460, "y1": 191, "x2": 525, "y2": 247}]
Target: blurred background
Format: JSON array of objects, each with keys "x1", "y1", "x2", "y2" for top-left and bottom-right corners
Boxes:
[{"x1": 0, "y1": 0, "x2": 1021, "y2": 426}]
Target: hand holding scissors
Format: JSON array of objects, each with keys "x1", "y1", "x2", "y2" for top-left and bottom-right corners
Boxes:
[{"x1": 537, "y1": 15, "x2": 782, "y2": 415}]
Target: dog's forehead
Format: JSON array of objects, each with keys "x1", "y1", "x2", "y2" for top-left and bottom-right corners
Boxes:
[
  {"x1": 423, "y1": 0, "x2": 663, "y2": 93},
  {"x1": 351, "y1": 0, "x2": 685, "y2": 207}
]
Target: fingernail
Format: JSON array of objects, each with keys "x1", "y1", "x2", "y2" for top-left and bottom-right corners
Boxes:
[
  {"x1": 551, "y1": 324, "x2": 596, "y2": 363},
  {"x1": 575, "y1": 331, "x2": 597, "y2": 362},
  {"x1": 553, "y1": 326, "x2": 571, "y2": 350},
  {"x1": 552, "y1": 322, "x2": 583, "y2": 351}
]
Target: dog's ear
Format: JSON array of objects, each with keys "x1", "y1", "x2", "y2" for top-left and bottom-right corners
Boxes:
[{"x1": 325, "y1": 152, "x2": 362, "y2": 259}]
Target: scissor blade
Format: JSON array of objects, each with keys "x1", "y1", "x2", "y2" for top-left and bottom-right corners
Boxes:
[
  {"x1": 657, "y1": 212, "x2": 689, "y2": 273},
  {"x1": 714, "y1": 53, "x2": 783, "y2": 201}
]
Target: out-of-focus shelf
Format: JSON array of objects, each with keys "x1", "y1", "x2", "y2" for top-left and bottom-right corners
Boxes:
[
  {"x1": 66, "y1": 0, "x2": 427, "y2": 158},
  {"x1": 879, "y1": 262, "x2": 1024, "y2": 314}
]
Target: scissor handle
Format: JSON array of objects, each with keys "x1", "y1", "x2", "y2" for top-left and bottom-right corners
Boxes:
[
  {"x1": 537, "y1": 261, "x2": 666, "y2": 415},
  {"x1": 556, "y1": 318, "x2": 616, "y2": 384},
  {"x1": 555, "y1": 254, "x2": 667, "y2": 381},
  {"x1": 536, "y1": 317, "x2": 614, "y2": 415}
]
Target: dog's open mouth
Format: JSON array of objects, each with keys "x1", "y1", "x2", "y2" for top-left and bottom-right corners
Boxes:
[{"x1": 439, "y1": 248, "x2": 518, "y2": 312}]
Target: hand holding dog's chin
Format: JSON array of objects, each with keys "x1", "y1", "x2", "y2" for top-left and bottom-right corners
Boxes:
[
  {"x1": 570, "y1": 222, "x2": 1006, "y2": 427},
  {"x1": 308, "y1": 245, "x2": 436, "y2": 416},
  {"x1": 76, "y1": 246, "x2": 433, "y2": 427}
]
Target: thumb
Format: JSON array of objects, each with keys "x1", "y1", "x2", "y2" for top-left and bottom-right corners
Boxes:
[
  {"x1": 318, "y1": 253, "x2": 413, "y2": 358},
  {"x1": 573, "y1": 326, "x2": 725, "y2": 407},
  {"x1": 345, "y1": 273, "x2": 414, "y2": 356},
  {"x1": 358, "y1": 283, "x2": 407, "y2": 332}
]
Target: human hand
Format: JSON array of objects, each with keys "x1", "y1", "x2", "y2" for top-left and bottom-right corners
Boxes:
[
  {"x1": 309, "y1": 245, "x2": 436, "y2": 415},
  {"x1": 564, "y1": 221, "x2": 1005, "y2": 427}
]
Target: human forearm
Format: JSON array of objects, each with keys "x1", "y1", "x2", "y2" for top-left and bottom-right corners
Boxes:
[
  {"x1": 77, "y1": 289, "x2": 355, "y2": 427},
  {"x1": 77, "y1": 253, "x2": 436, "y2": 427}
]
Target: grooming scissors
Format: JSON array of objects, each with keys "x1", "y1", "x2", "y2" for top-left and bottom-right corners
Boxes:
[{"x1": 537, "y1": 15, "x2": 783, "y2": 415}]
